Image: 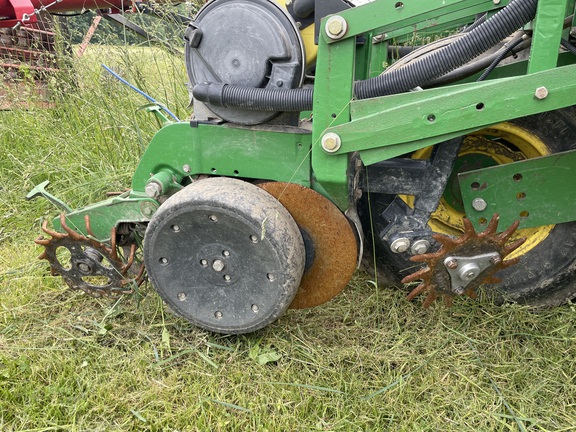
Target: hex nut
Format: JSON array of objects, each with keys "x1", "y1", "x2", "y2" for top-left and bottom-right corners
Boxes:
[
  {"x1": 444, "y1": 258, "x2": 458, "y2": 269},
  {"x1": 411, "y1": 239, "x2": 430, "y2": 255},
  {"x1": 390, "y1": 237, "x2": 410, "y2": 254},
  {"x1": 145, "y1": 181, "x2": 163, "y2": 199}
]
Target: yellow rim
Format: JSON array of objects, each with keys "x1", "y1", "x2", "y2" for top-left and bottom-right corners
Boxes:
[{"x1": 402, "y1": 122, "x2": 554, "y2": 259}]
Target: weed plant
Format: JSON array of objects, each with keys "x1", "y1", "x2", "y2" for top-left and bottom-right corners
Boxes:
[{"x1": 1, "y1": 22, "x2": 576, "y2": 432}]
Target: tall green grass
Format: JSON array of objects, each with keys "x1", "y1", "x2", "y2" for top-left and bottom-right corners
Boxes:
[{"x1": 1, "y1": 41, "x2": 576, "y2": 431}]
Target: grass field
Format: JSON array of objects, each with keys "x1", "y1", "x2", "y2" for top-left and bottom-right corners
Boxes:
[{"x1": 1, "y1": 45, "x2": 576, "y2": 431}]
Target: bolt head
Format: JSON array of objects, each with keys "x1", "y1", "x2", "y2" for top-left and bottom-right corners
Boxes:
[
  {"x1": 472, "y1": 197, "x2": 488, "y2": 212},
  {"x1": 411, "y1": 239, "x2": 430, "y2": 255},
  {"x1": 444, "y1": 258, "x2": 458, "y2": 269},
  {"x1": 145, "y1": 181, "x2": 162, "y2": 199},
  {"x1": 212, "y1": 259, "x2": 225, "y2": 272},
  {"x1": 183, "y1": 164, "x2": 191, "y2": 173},
  {"x1": 77, "y1": 262, "x2": 91, "y2": 273},
  {"x1": 325, "y1": 16, "x2": 347, "y2": 40},
  {"x1": 321, "y1": 132, "x2": 342, "y2": 153},
  {"x1": 390, "y1": 237, "x2": 410, "y2": 254},
  {"x1": 534, "y1": 86, "x2": 549, "y2": 100},
  {"x1": 453, "y1": 286, "x2": 465, "y2": 295}
]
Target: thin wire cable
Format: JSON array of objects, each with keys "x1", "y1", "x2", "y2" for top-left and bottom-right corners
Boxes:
[{"x1": 101, "y1": 64, "x2": 179, "y2": 121}]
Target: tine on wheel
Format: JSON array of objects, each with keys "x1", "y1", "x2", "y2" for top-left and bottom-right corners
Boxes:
[
  {"x1": 109, "y1": 227, "x2": 118, "y2": 261},
  {"x1": 41, "y1": 219, "x2": 65, "y2": 239},
  {"x1": 121, "y1": 244, "x2": 137, "y2": 273},
  {"x1": 60, "y1": 213, "x2": 83, "y2": 241}
]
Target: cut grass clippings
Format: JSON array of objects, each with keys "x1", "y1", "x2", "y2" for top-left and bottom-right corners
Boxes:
[{"x1": 1, "y1": 42, "x2": 576, "y2": 431}]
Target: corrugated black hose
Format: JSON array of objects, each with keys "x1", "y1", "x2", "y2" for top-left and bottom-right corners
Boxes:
[{"x1": 193, "y1": 0, "x2": 539, "y2": 112}]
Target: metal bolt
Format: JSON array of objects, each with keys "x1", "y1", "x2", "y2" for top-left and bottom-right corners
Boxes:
[
  {"x1": 177, "y1": 292, "x2": 186, "y2": 301},
  {"x1": 325, "y1": 15, "x2": 348, "y2": 40},
  {"x1": 200, "y1": 259, "x2": 208, "y2": 266},
  {"x1": 214, "y1": 311, "x2": 223, "y2": 320},
  {"x1": 492, "y1": 0, "x2": 501, "y2": 4},
  {"x1": 390, "y1": 237, "x2": 410, "y2": 254},
  {"x1": 321, "y1": 132, "x2": 342, "y2": 153},
  {"x1": 223, "y1": 250, "x2": 230, "y2": 257},
  {"x1": 212, "y1": 259, "x2": 225, "y2": 272},
  {"x1": 411, "y1": 239, "x2": 430, "y2": 255},
  {"x1": 267, "y1": 273, "x2": 275, "y2": 282},
  {"x1": 472, "y1": 197, "x2": 488, "y2": 212},
  {"x1": 458, "y1": 262, "x2": 481, "y2": 281},
  {"x1": 182, "y1": 164, "x2": 191, "y2": 173},
  {"x1": 251, "y1": 304, "x2": 259, "y2": 313},
  {"x1": 444, "y1": 258, "x2": 458, "y2": 269},
  {"x1": 534, "y1": 86, "x2": 549, "y2": 100},
  {"x1": 77, "y1": 263, "x2": 91, "y2": 273},
  {"x1": 250, "y1": 235, "x2": 258, "y2": 243},
  {"x1": 145, "y1": 181, "x2": 162, "y2": 199},
  {"x1": 223, "y1": 274, "x2": 231, "y2": 282},
  {"x1": 453, "y1": 286, "x2": 465, "y2": 295}
]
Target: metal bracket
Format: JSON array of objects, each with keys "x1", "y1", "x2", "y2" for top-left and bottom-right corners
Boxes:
[
  {"x1": 443, "y1": 252, "x2": 500, "y2": 295},
  {"x1": 459, "y1": 148, "x2": 576, "y2": 231}
]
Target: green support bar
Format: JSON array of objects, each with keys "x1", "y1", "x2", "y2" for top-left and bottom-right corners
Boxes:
[
  {"x1": 459, "y1": 149, "x2": 576, "y2": 231},
  {"x1": 527, "y1": 0, "x2": 569, "y2": 73},
  {"x1": 132, "y1": 122, "x2": 312, "y2": 193},
  {"x1": 322, "y1": 0, "x2": 495, "y2": 43},
  {"x1": 53, "y1": 193, "x2": 159, "y2": 242},
  {"x1": 311, "y1": 34, "x2": 356, "y2": 209},
  {"x1": 324, "y1": 64, "x2": 576, "y2": 165}
]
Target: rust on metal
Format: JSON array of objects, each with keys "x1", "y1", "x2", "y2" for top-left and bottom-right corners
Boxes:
[
  {"x1": 35, "y1": 214, "x2": 144, "y2": 298},
  {"x1": 402, "y1": 214, "x2": 526, "y2": 307},
  {"x1": 259, "y1": 182, "x2": 358, "y2": 309}
]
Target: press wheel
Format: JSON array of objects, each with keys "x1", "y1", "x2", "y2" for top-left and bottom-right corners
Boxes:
[
  {"x1": 259, "y1": 182, "x2": 358, "y2": 309},
  {"x1": 144, "y1": 177, "x2": 305, "y2": 334}
]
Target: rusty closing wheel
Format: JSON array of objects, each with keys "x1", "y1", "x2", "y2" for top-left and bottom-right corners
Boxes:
[
  {"x1": 144, "y1": 178, "x2": 305, "y2": 334},
  {"x1": 35, "y1": 214, "x2": 144, "y2": 297},
  {"x1": 402, "y1": 214, "x2": 526, "y2": 307},
  {"x1": 259, "y1": 182, "x2": 358, "y2": 309}
]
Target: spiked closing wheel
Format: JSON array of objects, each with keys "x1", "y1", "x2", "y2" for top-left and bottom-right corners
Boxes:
[
  {"x1": 259, "y1": 182, "x2": 358, "y2": 309},
  {"x1": 144, "y1": 178, "x2": 305, "y2": 334},
  {"x1": 35, "y1": 214, "x2": 143, "y2": 297},
  {"x1": 401, "y1": 214, "x2": 526, "y2": 307}
]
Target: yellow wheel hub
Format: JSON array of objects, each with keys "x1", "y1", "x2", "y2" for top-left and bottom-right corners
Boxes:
[{"x1": 402, "y1": 122, "x2": 553, "y2": 259}]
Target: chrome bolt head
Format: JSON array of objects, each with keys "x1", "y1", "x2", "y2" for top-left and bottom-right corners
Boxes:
[
  {"x1": 321, "y1": 132, "x2": 342, "y2": 153},
  {"x1": 534, "y1": 86, "x2": 549, "y2": 100},
  {"x1": 411, "y1": 239, "x2": 430, "y2": 255},
  {"x1": 182, "y1": 164, "x2": 191, "y2": 173},
  {"x1": 325, "y1": 15, "x2": 347, "y2": 40},
  {"x1": 390, "y1": 237, "x2": 410, "y2": 254},
  {"x1": 472, "y1": 197, "x2": 488, "y2": 212}
]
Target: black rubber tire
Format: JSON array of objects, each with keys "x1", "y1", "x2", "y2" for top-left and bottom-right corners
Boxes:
[
  {"x1": 362, "y1": 106, "x2": 576, "y2": 307},
  {"x1": 144, "y1": 177, "x2": 305, "y2": 334}
]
